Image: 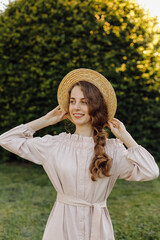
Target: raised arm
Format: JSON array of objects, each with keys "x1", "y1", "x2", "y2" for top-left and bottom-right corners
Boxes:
[
  {"x1": 26, "y1": 105, "x2": 68, "y2": 131},
  {"x1": 0, "y1": 106, "x2": 68, "y2": 165},
  {"x1": 107, "y1": 118, "x2": 138, "y2": 148},
  {"x1": 107, "y1": 118, "x2": 159, "y2": 181}
]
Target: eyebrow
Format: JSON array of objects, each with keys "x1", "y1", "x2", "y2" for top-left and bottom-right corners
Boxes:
[{"x1": 70, "y1": 97, "x2": 87, "y2": 100}]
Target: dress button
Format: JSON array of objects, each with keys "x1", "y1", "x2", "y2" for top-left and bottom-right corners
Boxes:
[{"x1": 80, "y1": 217, "x2": 85, "y2": 222}]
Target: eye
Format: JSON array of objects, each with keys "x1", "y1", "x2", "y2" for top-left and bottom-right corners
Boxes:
[
  {"x1": 69, "y1": 100, "x2": 75, "y2": 104},
  {"x1": 81, "y1": 101, "x2": 87, "y2": 104}
]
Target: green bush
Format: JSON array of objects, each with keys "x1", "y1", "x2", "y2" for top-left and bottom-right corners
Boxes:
[{"x1": 0, "y1": 0, "x2": 160, "y2": 161}]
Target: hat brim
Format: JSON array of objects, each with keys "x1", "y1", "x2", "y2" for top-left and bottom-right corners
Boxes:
[{"x1": 57, "y1": 68, "x2": 117, "y2": 122}]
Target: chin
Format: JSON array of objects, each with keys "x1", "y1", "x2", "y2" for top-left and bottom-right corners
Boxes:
[
  {"x1": 74, "y1": 119, "x2": 92, "y2": 127},
  {"x1": 72, "y1": 119, "x2": 86, "y2": 125}
]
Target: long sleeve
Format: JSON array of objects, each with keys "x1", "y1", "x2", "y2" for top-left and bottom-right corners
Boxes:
[
  {"x1": 0, "y1": 124, "x2": 56, "y2": 165},
  {"x1": 122, "y1": 145, "x2": 159, "y2": 181},
  {"x1": 107, "y1": 139, "x2": 159, "y2": 182}
]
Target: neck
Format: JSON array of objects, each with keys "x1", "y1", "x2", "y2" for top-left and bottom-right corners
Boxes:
[{"x1": 74, "y1": 125, "x2": 94, "y2": 137}]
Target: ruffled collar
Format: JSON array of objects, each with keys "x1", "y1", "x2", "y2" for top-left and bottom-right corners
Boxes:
[
  {"x1": 58, "y1": 132, "x2": 94, "y2": 149},
  {"x1": 57, "y1": 132, "x2": 123, "y2": 149}
]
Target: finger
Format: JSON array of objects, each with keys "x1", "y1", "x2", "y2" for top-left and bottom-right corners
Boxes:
[
  {"x1": 111, "y1": 119, "x2": 119, "y2": 124},
  {"x1": 61, "y1": 111, "x2": 68, "y2": 117},
  {"x1": 57, "y1": 105, "x2": 67, "y2": 114},
  {"x1": 108, "y1": 121, "x2": 118, "y2": 129},
  {"x1": 111, "y1": 119, "x2": 121, "y2": 127},
  {"x1": 109, "y1": 119, "x2": 120, "y2": 124},
  {"x1": 108, "y1": 120, "x2": 114, "y2": 125},
  {"x1": 105, "y1": 123, "x2": 110, "y2": 128},
  {"x1": 113, "y1": 118, "x2": 126, "y2": 129},
  {"x1": 57, "y1": 106, "x2": 65, "y2": 113},
  {"x1": 55, "y1": 105, "x2": 60, "y2": 110},
  {"x1": 61, "y1": 113, "x2": 69, "y2": 120},
  {"x1": 108, "y1": 121, "x2": 114, "y2": 128},
  {"x1": 108, "y1": 120, "x2": 115, "y2": 125},
  {"x1": 112, "y1": 118, "x2": 122, "y2": 124}
]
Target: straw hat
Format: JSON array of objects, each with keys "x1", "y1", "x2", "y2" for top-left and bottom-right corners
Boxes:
[{"x1": 57, "y1": 68, "x2": 117, "y2": 122}]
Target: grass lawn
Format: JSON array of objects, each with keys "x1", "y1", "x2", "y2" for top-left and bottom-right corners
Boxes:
[{"x1": 0, "y1": 161, "x2": 160, "y2": 240}]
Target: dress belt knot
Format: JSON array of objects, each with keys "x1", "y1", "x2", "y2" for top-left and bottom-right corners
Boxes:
[{"x1": 56, "y1": 192, "x2": 107, "y2": 240}]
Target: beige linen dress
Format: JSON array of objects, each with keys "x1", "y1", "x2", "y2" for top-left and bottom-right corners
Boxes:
[{"x1": 0, "y1": 124, "x2": 159, "y2": 240}]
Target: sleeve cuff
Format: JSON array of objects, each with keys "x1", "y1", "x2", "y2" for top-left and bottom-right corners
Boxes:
[
  {"x1": 22, "y1": 124, "x2": 36, "y2": 135},
  {"x1": 127, "y1": 145, "x2": 141, "y2": 151}
]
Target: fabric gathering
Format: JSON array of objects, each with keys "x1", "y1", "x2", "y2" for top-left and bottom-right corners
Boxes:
[{"x1": 0, "y1": 123, "x2": 159, "y2": 240}]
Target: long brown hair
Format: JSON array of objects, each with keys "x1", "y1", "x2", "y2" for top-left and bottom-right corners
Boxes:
[{"x1": 68, "y1": 81, "x2": 112, "y2": 181}]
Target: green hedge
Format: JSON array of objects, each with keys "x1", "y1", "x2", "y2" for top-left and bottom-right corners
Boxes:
[{"x1": 0, "y1": 0, "x2": 160, "y2": 161}]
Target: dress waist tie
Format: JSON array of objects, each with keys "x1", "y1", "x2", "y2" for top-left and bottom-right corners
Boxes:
[{"x1": 56, "y1": 192, "x2": 107, "y2": 240}]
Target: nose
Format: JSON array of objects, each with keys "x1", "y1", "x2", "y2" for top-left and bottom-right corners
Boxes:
[{"x1": 74, "y1": 102, "x2": 81, "y2": 110}]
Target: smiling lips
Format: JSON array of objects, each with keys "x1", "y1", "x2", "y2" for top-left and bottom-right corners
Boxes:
[{"x1": 73, "y1": 113, "x2": 84, "y2": 118}]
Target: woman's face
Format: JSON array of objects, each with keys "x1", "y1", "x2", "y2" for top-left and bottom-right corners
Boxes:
[{"x1": 69, "y1": 86, "x2": 91, "y2": 126}]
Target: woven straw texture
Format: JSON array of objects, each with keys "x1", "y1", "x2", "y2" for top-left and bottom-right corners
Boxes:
[{"x1": 57, "y1": 68, "x2": 117, "y2": 122}]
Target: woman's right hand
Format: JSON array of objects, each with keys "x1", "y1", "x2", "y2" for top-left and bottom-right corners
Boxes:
[{"x1": 44, "y1": 105, "x2": 68, "y2": 126}]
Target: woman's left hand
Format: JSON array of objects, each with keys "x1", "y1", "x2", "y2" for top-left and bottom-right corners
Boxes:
[
  {"x1": 106, "y1": 118, "x2": 127, "y2": 139},
  {"x1": 106, "y1": 118, "x2": 138, "y2": 148}
]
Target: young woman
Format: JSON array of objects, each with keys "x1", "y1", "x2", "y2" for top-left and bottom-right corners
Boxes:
[{"x1": 0, "y1": 68, "x2": 159, "y2": 240}]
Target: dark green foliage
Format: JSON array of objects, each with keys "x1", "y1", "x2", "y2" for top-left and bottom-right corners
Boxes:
[{"x1": 0, "y1": 0, "x2": 160, "y2": 160}]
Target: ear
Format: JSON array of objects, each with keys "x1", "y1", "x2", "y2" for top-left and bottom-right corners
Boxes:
[{"x1": 90, "y1": 116, "x2": 94, "y2": 125}]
